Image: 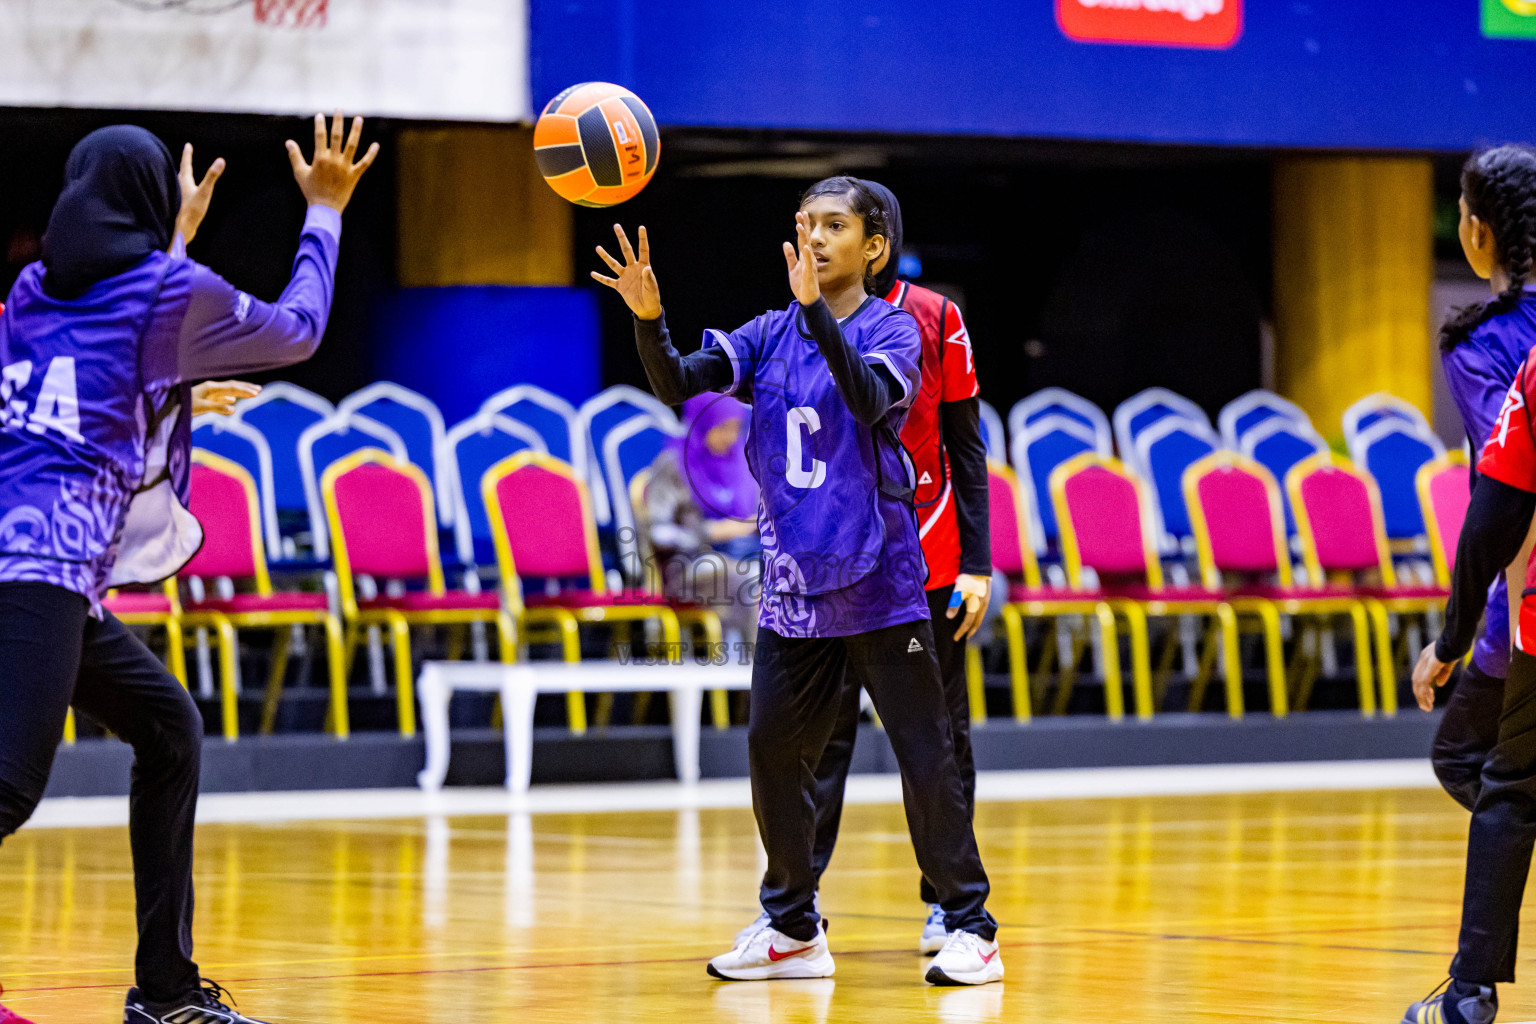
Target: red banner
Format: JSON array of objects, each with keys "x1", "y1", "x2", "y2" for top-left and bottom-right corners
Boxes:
[{"x1": 1056, "y1": 0, "x2": 1242, "y2": 49}]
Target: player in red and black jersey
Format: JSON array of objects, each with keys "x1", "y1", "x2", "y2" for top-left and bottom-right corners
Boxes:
[
  {"x1": 808, "y1": 181, "x2": 994, "y2": 955},
  {"x1": 1408, "y1": 345, "x2": 1536, "y2": 1024}
]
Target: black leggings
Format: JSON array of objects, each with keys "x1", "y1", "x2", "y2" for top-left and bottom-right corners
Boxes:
[
  {"x1": 810, "y1": 584, "x2": 974, "y2": 905},
  {"x1": 0, "y1": 582, "x2": 203, "y2": 1002},
  {"x1": 1434, "y1": 661, "x2": 1505, "y2": 812},
  {"x1": 748, "y1": 613, "x2": 994, "y2": 943},
  {"x1": 1455, "y1": 648, "x2": 1536, "y2": 984}
]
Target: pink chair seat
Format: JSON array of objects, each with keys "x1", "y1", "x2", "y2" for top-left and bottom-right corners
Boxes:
[
  {"x1": 1007, "y1": 583, "x2": 1104, "y2": 603},
  {"x1": 1229, "y1": 583, "x2": 1361, "y2": 602},
  {"x1": 188, "y1": 593, "x2": 330, "y2": 615},
  {"x1": 1100, "y1": 583, "x2": 1229, "y2": 603},
  {"x1": 105, "y1": 592, "x2": 175, "y2": 616},
  {"x1": 1358, "y1": 584, "x2": 1449, "y2": 601},
  {"x1": 360, "y1": 592, "x2": 501, "y2": 613},
  {"x1": 525, "y1": 591, "x2": 670, "y2": 609}
]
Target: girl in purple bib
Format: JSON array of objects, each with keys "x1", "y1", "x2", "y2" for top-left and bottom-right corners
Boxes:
[
  {"x1": 593, "y1": 177, "x2": 1001, "y2": 986},
  {"x1": 0, "y1": 114, "x2": 377, "y2": 1024}
]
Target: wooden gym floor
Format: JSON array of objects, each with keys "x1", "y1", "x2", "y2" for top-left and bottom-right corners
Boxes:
[{"x1": 0, "y1": 785, "x2": 1526, "y2": 1023}]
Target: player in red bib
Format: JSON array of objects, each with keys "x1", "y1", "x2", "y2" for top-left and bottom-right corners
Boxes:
[
  {"x1": 1411, "y1": 339, "x2": 1536, "y2": 1024},
  {"x1": 733, "y1": 180, "x2": 993, "y2": 956}
]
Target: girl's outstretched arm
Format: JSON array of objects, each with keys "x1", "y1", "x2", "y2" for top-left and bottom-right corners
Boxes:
[
  {"x1": 595, "y1": 224, "x2": 732, "y2": 404},
  {"x1": 634, "y1": 312, "x2": 733, "y2": 405}
]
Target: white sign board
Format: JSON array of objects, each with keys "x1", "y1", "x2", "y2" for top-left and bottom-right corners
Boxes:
[{"x1": 0, "y1": 0, "x2": 529, "y2": 122}]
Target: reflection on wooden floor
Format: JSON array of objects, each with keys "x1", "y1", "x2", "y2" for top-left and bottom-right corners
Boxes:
[{"x1": 0, "y1": 788, "x2": 1519, "y2": 1022}]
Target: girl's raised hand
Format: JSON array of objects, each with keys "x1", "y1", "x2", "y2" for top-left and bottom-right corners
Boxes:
[
  {"x1": 592, "y1": 224, "x2": 661, "y2": 320},
  {"x1": 175, "y1": 143, "x2": 225, "y2": 247},
  {"x1": 286, "y1": 111, "x2": 379, "y2": 214},
  {"x1": 783, "y1": 211, "x2": 821, "y2": 307}
]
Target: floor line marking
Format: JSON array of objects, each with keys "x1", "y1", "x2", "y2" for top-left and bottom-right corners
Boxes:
[{"x1": 25, "y1": 759, "x2": 1440, "y2": 829}]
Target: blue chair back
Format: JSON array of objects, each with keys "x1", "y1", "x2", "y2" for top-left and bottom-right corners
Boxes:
[
  {"x1": 1360, "y1": 425, "x2": 1444, "y2": 540},
  {"x1": 1244, "y1": 421, "x2": 1327, "y2": 533},
  {"x1": 1112, "y1": 387, "x2": 1210, "y2": 475},
  {"x1": 447, "y1": 413, "x2": 548, "y2": 565},
  {"x1": 235, "y1": 384, "x2": 334, "y2": 518},
  {"x1": 578, "y1": 386, "x2": 679, "y2": 528},
  {"x1": 1136, "y1": 420, "x2": 1219, "y2": 544},
  {"x1": 480, "y1": 384, "x2": 580, "y2": 466},
  {"x1": 1010, "y1": 415, "x2": 1100, "y2": 552},
  {"x1": 1218, "y1": 390, "x2": 1313, "y2": 449},
  {"x1": 191, "y1": 415, "x2": 281, "y2": 556},
  {"x1": 1008, "y1": 388, "x2": 1112, "y2": 456},
  {"x1": 337, "y1": 383, "x2": 448, "y2": 524},
  {"x1": 296, "y1": 413, "x2": 409, "y2": 560}
]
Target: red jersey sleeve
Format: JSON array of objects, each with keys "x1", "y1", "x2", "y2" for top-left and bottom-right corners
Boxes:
[
  {"x1": 1478, "y1": 355, "x2": 1536, "y2": 493},
  {"x1": 938, "y1": 301, "x2": 979, "y2": 402}
]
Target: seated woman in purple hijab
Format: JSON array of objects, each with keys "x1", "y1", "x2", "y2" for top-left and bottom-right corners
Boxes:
[
  {"x1": 0, "y1": 113, "x2": 377, "y2": 1024},
  {"x1": 642, "y1": 394, "x2": 762, "y2": 642}
]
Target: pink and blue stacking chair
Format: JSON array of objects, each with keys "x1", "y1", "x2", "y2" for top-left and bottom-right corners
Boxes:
[
  {"x1": 989, "y1": 460, "x2": 1123, "y2": 721},
  {"x1": 576, "y1": 385, "x2": 679, "y2": 530},
  {"x1": 1287, "y1": 453, "x2": 1450, "y2": 716},
  {"x1": 1050, "y1": 452, "x2": 1244, "y2": 718},
  {"x1": 322, "y1": 449, "x2": 509, "y2": 737},
  {"x1": 482, "y1": 451, "x2": 681, "y2": 734},
  {"x1": 1416, "y1": 454, "x2": 1471, "y2": 588},
  {"x1": 1353, "y1": 419, "x2": 1446, "y2": 545},
  {"x1": 336, "y1": 382, "x2": 452, "y2": 529},
  {"x1": 232, "y1": 382, "x2": 334, "y2": 554},
  {"x1": 180, "y1": 451, "x2": 348, "y2": 740},
  {"x1": 1111, "y1": 386, "x2": 1211, "y2": 477},
  {"x1": 1132, "y1": 416, "x2": 1220, "y2": 554},
  {"x1": 444, "y1": 411, "x2": 549, "y2": 568},
  {"x1": 1239, "y1": 418, "x2": 1327, "y2": 534},
  {"x1": 1183, "y1": 451, "x2": 1378, "y2": 716}
]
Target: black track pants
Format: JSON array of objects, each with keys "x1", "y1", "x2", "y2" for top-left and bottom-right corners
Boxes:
[
  {"x1": 0, "y1": 582, "x2": 203, "y2": 1002},
  {"x1": 1454, "y1": 649, "x2": 1536, "y2": 983},
  {"x1": 809, "y1": 584, "x2": 976, "y2": 905},
  {"x1": 1434, "y1": 661, "x2": 1505, "y2": 812},
  {"x1": 748, "y1": 614, "x2": 994, "y2": 942}
]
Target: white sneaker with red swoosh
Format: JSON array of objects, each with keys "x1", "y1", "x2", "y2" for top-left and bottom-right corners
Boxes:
[
  {"x1": 707, "y1": 920, "x2": 833, "y2": 981},
  {"x1": 925, "y1": 930, "x2": 1003, "y2": 986}
]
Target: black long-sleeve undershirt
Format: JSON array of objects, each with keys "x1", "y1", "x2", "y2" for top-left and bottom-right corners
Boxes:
[
  {"x1": 939, "y1": 397, "x2": 991, "y2": 577},
  {"x1": 798, "y1": 297, "x2": 902, "y2": 425},
  {"x1": 632, "y1": 300, "x2": 903, "y2": 424},
  {"x1": 632, "y1": 310, "x2": 733, "y2": 405},
  {"x1": 1435, "y1": 474, "x2": 1536, "y2": 662}
]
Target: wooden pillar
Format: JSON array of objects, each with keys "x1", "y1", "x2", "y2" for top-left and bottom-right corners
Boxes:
[
  {"x1": 396, "y1": 125, "x2": 573, "y2": 287},
  {"x1": 1272, "y1": 156, "x2": 1434, "y2": 439}
]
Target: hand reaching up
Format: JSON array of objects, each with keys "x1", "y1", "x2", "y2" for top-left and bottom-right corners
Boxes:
[
  {"x1": 592, "y1": 224, "x2": 662, "y2": 320},
  {"x1": 783, "y1": 211, "x2": 821, "y2": 307},
  {"x1": 286, "y1": 111, "x2": 379, "y2": 213},
  {"x1": 175, "y1": 144, "x2": 225, "y2": 246}
]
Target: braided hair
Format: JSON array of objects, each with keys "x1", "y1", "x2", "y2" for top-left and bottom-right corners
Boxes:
[
  {"x1": 800, "y1": 176, "x2": 891, "y2": 296},
  {"x1": 1440, "y1": 144, "x2": 1536, "y2": 351}
]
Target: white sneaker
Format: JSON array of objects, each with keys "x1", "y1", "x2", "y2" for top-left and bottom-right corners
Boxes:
[
  {"x1": 925, "y1": 930, "x2": 1003, "y2": 986},
  {"x1": 734, "y1": 910, "x2": 771, "y2": 948},
  {"x1": 736, "y1": 892, "x2": 819, "y2": 948},
  {"x1": 920, "y1": 903, "x2": 949, "y2": 955},
  {"x1": 708, "y1": 922, "x2": 834, "y2": 981}
]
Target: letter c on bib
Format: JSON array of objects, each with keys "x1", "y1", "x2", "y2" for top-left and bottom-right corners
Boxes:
[{"x1": 786, "y1": 406, "x2": 827, "y2": 489}]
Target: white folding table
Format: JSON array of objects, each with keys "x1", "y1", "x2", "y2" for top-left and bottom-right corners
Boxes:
[{"x1": 415, "y1": 661, "x2": 752, "y2": 793}]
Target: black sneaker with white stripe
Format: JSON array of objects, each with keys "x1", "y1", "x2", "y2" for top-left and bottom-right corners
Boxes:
[{"x1": 125, "y1": 980, "x2": 276, "y2": 1024}]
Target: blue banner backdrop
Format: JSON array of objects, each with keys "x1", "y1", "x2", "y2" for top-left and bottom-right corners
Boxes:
[{"x1": 531, "y1": 0, "x2": 1536, "y2": 150}]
